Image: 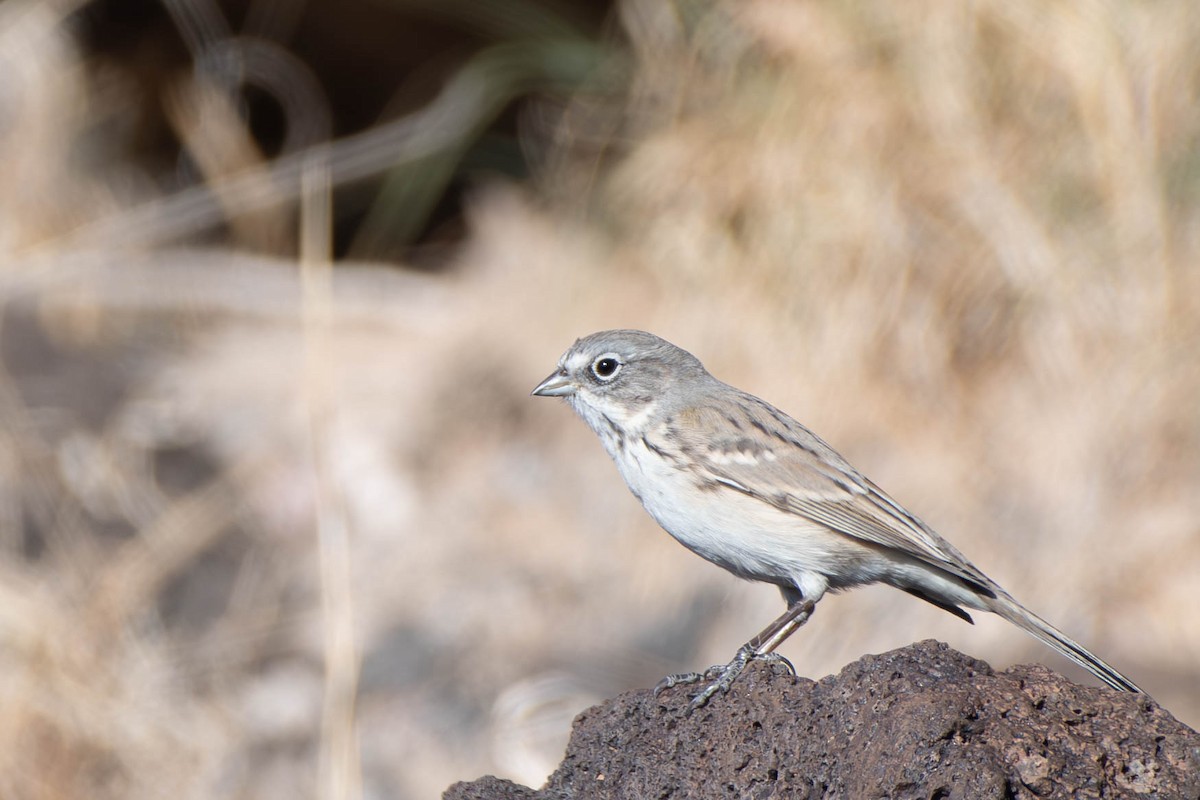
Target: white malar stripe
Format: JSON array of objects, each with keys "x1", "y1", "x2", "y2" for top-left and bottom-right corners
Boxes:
[{"x1": 614, "y1": 399, "x2": 660, "y2": 434}]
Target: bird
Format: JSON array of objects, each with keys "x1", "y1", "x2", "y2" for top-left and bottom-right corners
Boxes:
[{"x1": 531, "y1": 329, "x2": 1141, "y2": 708}]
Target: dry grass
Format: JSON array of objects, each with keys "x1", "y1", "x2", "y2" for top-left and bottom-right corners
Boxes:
[{"x1": 1, "y1": 0, "x2": 1198, "y2": 797}]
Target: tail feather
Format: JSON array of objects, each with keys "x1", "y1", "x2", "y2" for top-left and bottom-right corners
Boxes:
[{"x1": 986, "y1": 593, "x2": 1141, "y2": 693}]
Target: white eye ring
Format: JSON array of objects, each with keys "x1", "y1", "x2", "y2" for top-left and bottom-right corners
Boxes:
[{"x1": 590, "y1": 353, "x2": 622, "y2": 381}]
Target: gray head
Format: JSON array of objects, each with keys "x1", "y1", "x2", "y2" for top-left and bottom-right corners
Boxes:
[{"x1": 531, "y1": 330, "x2": 713, "y2": 440}]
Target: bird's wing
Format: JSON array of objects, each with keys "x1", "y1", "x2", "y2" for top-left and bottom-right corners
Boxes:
[{"x1": 656, "y1": 394, "x2": 994, "y2": 595}]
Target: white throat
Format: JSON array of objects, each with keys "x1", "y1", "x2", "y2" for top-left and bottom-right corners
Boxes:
[{"x1": 569, "y1": 393, "x2": 660, "y2": 458}]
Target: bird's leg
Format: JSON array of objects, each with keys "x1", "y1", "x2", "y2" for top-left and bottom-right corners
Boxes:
[
  {"x1": 654, "y1": 597, "x2": 816, "y2": 709},
  {"x1": 688, "y1": 598, "x2": 815, "y2": 709}
]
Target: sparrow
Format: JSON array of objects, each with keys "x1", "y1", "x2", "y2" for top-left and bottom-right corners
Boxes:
[{"x1": 532, "y1": 329, "x2": 1140, "y2": 707}]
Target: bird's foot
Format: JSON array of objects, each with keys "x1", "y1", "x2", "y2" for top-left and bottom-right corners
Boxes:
[{"x1": 654, "y1": 647, "x2": 796, "y2": 711}]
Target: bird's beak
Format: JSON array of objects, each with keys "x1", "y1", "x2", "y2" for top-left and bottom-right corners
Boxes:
[{"x1": 531, "y1": 370, "x2": 576, "y2": 397}]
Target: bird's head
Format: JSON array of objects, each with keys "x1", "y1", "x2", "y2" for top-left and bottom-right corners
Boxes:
[{"x1": 531, "y1": 329, "x2": 710, "y2": 440}]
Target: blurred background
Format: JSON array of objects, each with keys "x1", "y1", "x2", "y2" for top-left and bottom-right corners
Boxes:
[{"x1": 1, "y1": 0, "x2": 1198, "y2": 797}]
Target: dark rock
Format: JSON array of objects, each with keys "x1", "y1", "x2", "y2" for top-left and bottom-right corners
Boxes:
[
  {"x1": 444, "y1": 641, "x2": 1200, "y2": 800},
  {"x1": 442, "y1": 776, "x2": 538, "y2": 800}
]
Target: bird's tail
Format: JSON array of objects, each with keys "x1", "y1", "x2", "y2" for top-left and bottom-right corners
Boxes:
[{"x1": 985, "y1": 593, "x2": 1141, "y2": 693}]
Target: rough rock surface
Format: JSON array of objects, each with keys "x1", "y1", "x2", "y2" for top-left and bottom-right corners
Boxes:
[{"x1": 444, "y1": 641, "x2": 1200, "y2": 800}]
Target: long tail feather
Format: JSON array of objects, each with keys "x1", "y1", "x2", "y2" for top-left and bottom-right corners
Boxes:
[{"x1": 986, "y1": 594, "x2": 1141, "y2": 693}]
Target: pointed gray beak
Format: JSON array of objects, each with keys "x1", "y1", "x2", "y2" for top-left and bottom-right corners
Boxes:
[{"x1": 531, "y1": 369, "x2": 576, "y2": 397}]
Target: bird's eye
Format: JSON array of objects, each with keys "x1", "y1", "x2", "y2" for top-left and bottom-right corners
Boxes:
[{"x1": 591, "y1": 355, "x2": 622, "y2": 381}]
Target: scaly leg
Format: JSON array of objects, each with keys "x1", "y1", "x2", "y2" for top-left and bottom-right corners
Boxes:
[{"x1": 655, "y1": 597, "x2": 816, "y2": 710}]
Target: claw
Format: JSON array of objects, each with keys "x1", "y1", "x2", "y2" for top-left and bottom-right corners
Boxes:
[{"x1": 759, "y1": 651, "x2": 796, "y2": 676}]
